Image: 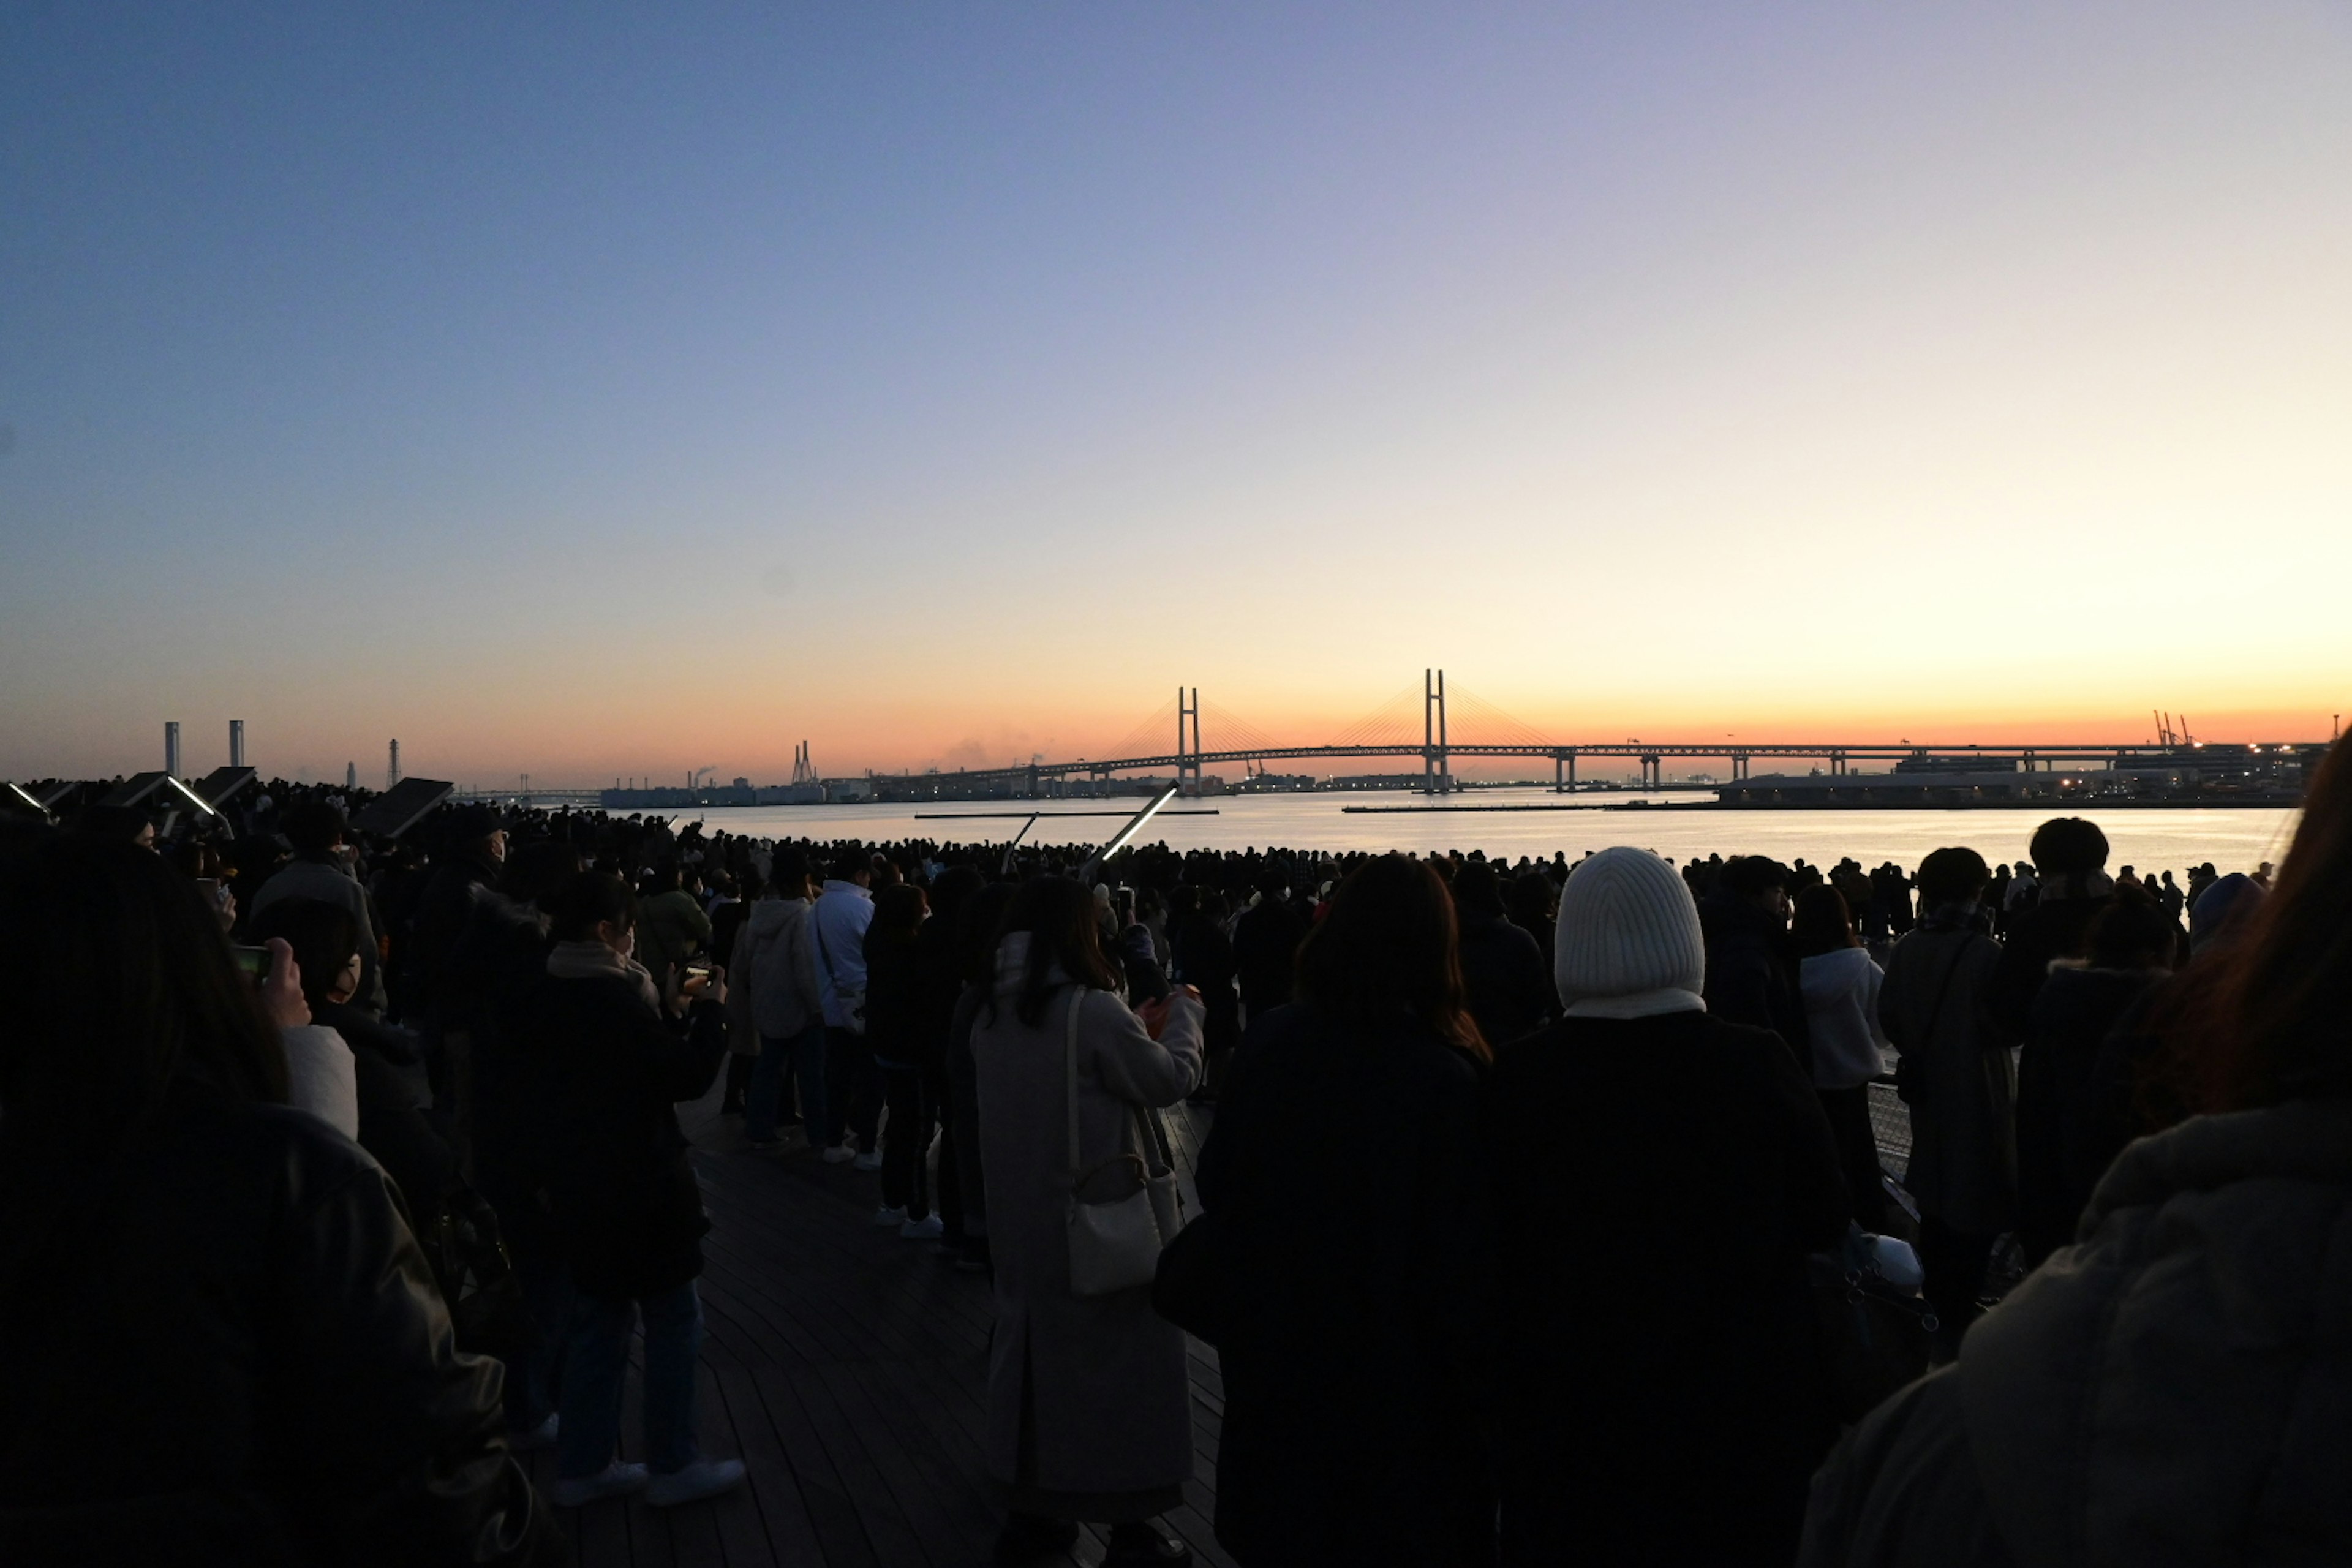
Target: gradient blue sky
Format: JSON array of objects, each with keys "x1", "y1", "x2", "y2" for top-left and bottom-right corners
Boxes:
[{"x1": 5, "y1": 3, "x2": 2348, "y2": 785}]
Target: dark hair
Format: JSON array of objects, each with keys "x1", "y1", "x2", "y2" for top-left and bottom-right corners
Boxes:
[
  {"x1": 2082, "y1": 888, "x2": 2178, "y2": 970},
  {"x1": 66, "y1": 805, "x2": 154, "y2": 845},
  {"x1": 958, "y1": 880, "x2": 1019, "y2": 986},
  {"x1": 503, "y1": 839, "x2": 584, "y2": 905},
  {"x1": 1917, "y1": 846, "x2": 1991, "y2": 907},
  {"x1": 1720, "y1": 856, "x2": 1790, "y2": 899},
  {"x1": 1506, "y1": 871, "x2": 1556, "y2": 927},
  {"x1": 247, "y1": 898, "x2": 363, "y2": 1011},
  {"x1": 871, "y1": 882, "x2": 927, "y2": 943},
  {"x1": 543, "y1": 871, "x2": 636, "y2": 943},
  {"x1": 771, "y1": 847, "x2": 812, "y2": 892},
  {"x1": 0, "y1": 835, "x2": 287, "y2": 1133},
  {"x1": 1294, "y1": 854, "x2": 1487, "y2": 1061},
  {"x1": 2029, "y1": 816, "x2": 2109, "y2": 876},
  {"x1": 1450, "y1": 859, "x2": 1504, "y2": 916},
  {"x1": 998, "y1": 876, "x2": 1122, "y2": 1027},
  {"x1": 2153, "y1": 739, "x2": 2352, "y2": 1110},
  {"x1": 1789, "y1": 884, "x2": 1856, "y2": 959},
  {"x1": 281, "y1": 799, "x2": 347, "y2": 856},
  {"x1": 829, "y1": 852, "x2": 869, "y2": 884},
  {"x1": 929, "y1": 864, "x2": 984, "y2": 927}
]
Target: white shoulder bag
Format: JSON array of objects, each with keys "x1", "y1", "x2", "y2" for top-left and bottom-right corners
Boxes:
[{"x1": 1063, "y1": 986, "x2": 1182, "y2": 1297}]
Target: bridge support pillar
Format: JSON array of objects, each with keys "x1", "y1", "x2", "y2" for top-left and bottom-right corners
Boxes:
[
  {"x1": 1177, "y1": 687, "x2": 1202, "y2": 797},
  {"x1": 1423, "y1": 669, "x2": 1450, "y2": 794}
]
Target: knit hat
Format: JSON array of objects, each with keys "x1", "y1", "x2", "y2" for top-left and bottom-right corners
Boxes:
[{"x1": 1553, "y1": 846, "x2": 1707, "y2": 1019}]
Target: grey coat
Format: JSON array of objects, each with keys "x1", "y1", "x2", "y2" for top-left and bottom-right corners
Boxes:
[
  {"x1": 1799, "y1": 1097, "x2": 2352, "y2": 1566},
  {"x1": 1879, "y1": 921, "x2": 2015, "y2": 1234},
  {"x1": 970, "y1": 937, "x2": 1204, "y2": 1503}
]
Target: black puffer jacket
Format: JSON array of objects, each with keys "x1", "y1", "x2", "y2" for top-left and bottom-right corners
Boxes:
[
  {"x1": 1800, "y1": 1098, "x2": 2352, "y2": 1567},
  {"x1": 0, "y1": 1080, "x2": 552, "y2": 1566}
]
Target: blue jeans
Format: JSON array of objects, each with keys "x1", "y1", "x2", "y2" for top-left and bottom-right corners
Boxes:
[
  {"x1": 557, "y1": 1281, "x2": 704, "y2": 1479},
  {"x1": 747, "y1": 1025, "x2": 827, "y2": 1144}
]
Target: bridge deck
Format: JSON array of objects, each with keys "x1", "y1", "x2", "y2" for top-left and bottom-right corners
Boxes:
[{"x1": 518, "y1": 1079, "x2": 1235, "y2": 1568}]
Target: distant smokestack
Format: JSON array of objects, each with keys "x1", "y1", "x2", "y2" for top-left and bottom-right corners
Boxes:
[
  {"x1": 388, "y1": 739, "x2": 401, "y2": 790},
  {"x1": 345, "y1": 761, "x2": 357, "y2": 791},
  {"x1": 229, "y1": 719, "x2": 246, "y2": 768},
  {"x1": 164, "y1": 721, "x2": 181, "y2": 778}
]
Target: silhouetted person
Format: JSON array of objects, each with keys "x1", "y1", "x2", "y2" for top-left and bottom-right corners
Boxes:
[
  {"x1": 1194, "y1": 855, "x2": 1497, "y2": 1567},
  {"x1": 1491, "y1": 848, "x2": 1847, "y2": 1566}
]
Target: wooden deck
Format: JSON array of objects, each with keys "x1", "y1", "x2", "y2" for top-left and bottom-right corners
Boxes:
[{"x1": 520, "y1": 1082, "x2": 1237, "y2": 1568}]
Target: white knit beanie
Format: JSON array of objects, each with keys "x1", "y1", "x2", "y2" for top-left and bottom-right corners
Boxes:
[{"x1": 1553, "y1": 846, "x2": 1708, "y2": 1019}]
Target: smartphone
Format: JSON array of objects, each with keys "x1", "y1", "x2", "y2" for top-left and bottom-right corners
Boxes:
[
  {"x1": 684, "y1": 962, "x2": 713, "y2": 983},
  {"x1": 233, "y1": 945, "x2": 271, "y2": 982}
]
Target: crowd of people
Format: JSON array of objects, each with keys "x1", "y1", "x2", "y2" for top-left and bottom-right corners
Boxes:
[{"x1": 1, "y1": 747, "x2": 2342, "y2": 1565}]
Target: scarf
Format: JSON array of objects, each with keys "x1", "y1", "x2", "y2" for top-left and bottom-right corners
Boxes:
[{"x1": 547, "y1": 938, "x2": 662, "y2": 1012}]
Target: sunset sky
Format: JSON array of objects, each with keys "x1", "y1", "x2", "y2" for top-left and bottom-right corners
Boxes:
[{"x1": 4, "y1": 4, "x2": 2348, "y2": 786}]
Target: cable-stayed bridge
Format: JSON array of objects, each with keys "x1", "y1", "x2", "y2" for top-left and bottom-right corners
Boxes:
[{"x1": 873, "y1": 671, "x2": 2268, "y2": 797}]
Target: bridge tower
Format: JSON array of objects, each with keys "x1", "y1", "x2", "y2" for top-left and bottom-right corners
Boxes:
[
  {"x1": 1422, "y1": 669, "x2": 1451, "y2": 794},
  {"x1": 1177, "y1": 687, "x2": 1202, "y2": 797}
]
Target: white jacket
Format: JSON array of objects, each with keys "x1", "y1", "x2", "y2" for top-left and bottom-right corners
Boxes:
[
  {"x1": 281, "y1": 1023, "x2": 359, "y2": 1139},
  {"x1": 1798, "y1": 946, "x2": 1891, "y2": 1091}
]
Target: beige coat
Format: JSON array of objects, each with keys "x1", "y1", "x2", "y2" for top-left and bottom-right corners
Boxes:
[{"x1": 971, "y1": 935, "x2": 1204, "y2": 1501}]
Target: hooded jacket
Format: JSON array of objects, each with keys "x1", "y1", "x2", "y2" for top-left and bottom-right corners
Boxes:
[
  {"x1": 1799, "y1": 1097, "x2": 2352, "y2": 1567},
  {"x1": 739, "y1": 897, "x2": 824, "y2": 1041}
]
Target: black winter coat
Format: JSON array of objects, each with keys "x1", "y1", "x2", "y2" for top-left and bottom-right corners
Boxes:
[
  {"x1": 1171, "y1": 913, "x2": 1240, "y2": 1054},
  {"x1": 1986, "y1": 894, "x2": 2110, "y2": 1039},
  {"x1": 508, "y1": 978, "x2": 727, "y2": 1300},
  {"x1": 1455, "y1": 911, "x2": 1554, "y2": 1049},
  {"x1": 1193, "y1": 1004, "x2": 1494, "y2": 1567},
  {"x1": 862, "y1": 927, "x2": 924, "y2": 1068},
  {"x1": 1701, "y1": 894, "x2": 1814, "y2": 1072},
  {"x1": 1230, "y1": 898, "x2": 1306, "y2": 1016},
  {"x1": 2013, "y1": 964, "x2": 2165, "y2": 1264},
  {"x1": 1487, "y1": 1010, "x2": 1850, "y2": 1566},
  {"x1": 0, "y1": 1081, "x2": 551, "y2": 1565}
]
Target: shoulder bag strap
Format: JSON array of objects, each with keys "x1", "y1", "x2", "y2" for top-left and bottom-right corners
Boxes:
[
  {"x1": 811, "y1": 903, "x2": 841, "y2": 991},
  {"x1": 1922, "y1": 932, "x2": 1982, "y2": 1045},
  {"x1": 1065, "y1": 985, "x2": 1087, "y2": 1180}
]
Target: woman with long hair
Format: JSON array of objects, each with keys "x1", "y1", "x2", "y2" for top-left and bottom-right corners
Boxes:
[
  {"x1": 970, "y1": 876, "x2": 1204, "y2": 1567},
  {"x1": 1190, "y1": 853, "x2": 1498, "y2": 1567},
  {"x1": 0, "y1": 833, "x2": 553, "y2": 1562},
  {"x1": 1490, "y1": 847, "x2": 1847, "y2": 1567},
  {"x1": 1802, "y1": 738, "x2": 2352, "y2": 1564}
]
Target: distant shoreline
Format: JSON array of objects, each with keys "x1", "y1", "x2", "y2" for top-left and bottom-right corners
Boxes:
[{"x1": 1346, "y1": 798, "x2": 2302, "y2": 815}]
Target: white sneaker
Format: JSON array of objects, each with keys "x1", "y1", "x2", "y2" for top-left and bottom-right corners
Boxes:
[
  {"x1": 821, "y1": 1143, "x2": 858, "y2": 1164},
  {"x1": 873, "y1": 1205, "x2": 908, "y2": 1227},
  {"x1": 853, "y1": 1146, "x2": 884, "y2": 1172},
  {"x1": 644, "y1": 1458, "x2": 746, "y2": 1508},
  {"x1": 510, "y1": 1412, "x2": 559, "y2": 1450},
  {"x1": 900, "y1": 1214, "x2": 944, "y2": 1240},
  {"x1": 551, "y1": 1460, "x2": 649, "y2": 1507}
]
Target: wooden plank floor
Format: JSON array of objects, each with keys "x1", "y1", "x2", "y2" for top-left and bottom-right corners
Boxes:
[{"x1": 521, "y1": 1079, "x2": 1238, "y2": 1568}]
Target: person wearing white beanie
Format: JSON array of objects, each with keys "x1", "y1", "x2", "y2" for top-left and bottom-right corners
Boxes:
[
  {"x1": 1551, "y1": 846, "x2": 1709, "y2": 1018},
  {"x1": 1487, "y1": 846, "x2": 1850, "y2": 1566}
]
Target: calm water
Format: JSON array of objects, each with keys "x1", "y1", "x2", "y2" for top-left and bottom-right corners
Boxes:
[{"x1": 654, "y1": 788, "x2": 2300, "y2": 877}]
